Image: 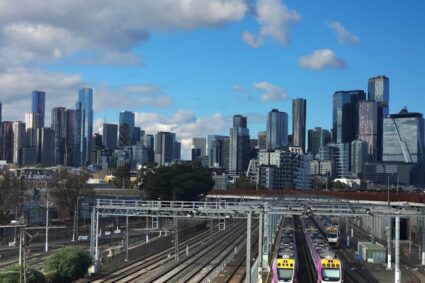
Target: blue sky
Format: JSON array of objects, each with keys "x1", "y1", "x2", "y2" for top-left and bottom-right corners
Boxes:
[{"x1": 0, "y1": 0, "x2": 424, "y2": 158}]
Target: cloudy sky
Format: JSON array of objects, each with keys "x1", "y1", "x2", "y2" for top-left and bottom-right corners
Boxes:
[{"x1": 1, "y1": 0, "x2": 424, "y2": 159}]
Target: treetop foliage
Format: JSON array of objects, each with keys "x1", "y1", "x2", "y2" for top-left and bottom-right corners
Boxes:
[
  {"x1": 43, "y1": 246, "x2": 91, "y2": 283},
  {"x1": 139, "y1": 163, "x2": 214, "y2": 201}
]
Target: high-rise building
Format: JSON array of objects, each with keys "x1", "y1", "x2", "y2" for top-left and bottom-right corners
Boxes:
[
  {"x1": 103, "y1": 123, "x2": 118, "y2": 150},
  {"x1": 0, "y1": 102, "x2": 2, "y2": 158},
  {"x1": 266, "y1": 109, "x2": 288, "y2": 150},
  {"x1": 292, "y1": 98, "x2": 307, "y2": 152},
  {"x1": 229, "y1": 115, "x2": 250, "y2": 176},
  {"x1": 1, "y1": 121, "x2": 13, "y2": 162},
  {"x1": 257, "y1": 131, "x2": 267, "y2": 150},
  {"x1": 192, "y1": 137, "x2": 207, "y2": 156},
  {"x1": 327, "y1": 143, "x2": 350, "y2": 177},
  {"x1": 12, "y1": 121, "x2": 26, "y2": 165},
  {"x1": 144, "y1": 134, "x2": 155, "y2": 163},
  {"x1": 52, "y1": 107, "x2": 67, "y2": 165},
  {"x1": 65, "y1": 109, "x2": 79, "y2": 167},
  {"x1": 358, "y1": 101, "x2": 378, "y2": 160},
  {"x1": 37, "y1": 127, "x2": 55, "y2": 166},
  {"x1": 155, "y1": 131, "x2": 175, "y2": 166},
  {"x1": 32, "y1": 90, "x2": 45, "y2": 128},
  {"x1": 368, "y1": 75, "x2": 389, "y2": 160},
  {"x1": 173, "y1": 140, "x2": 181, "y2": 161},
  {"x1": 307, "y1": 127, "x2": 331, "y2": 157},
  {"x1": 119, "y1": 111, "x2": 135, "y2": 147},
  {"x1": 383, "y1": 108, "x2": 424, "y2": 164},
  {"x1": 333, "y1": 90, "x2": 366, "y2": 144},
  {"x1": 76, "y1": 87, "x2": 93, "y2": 166},
  {"x1": 24, "y1": 113, "x2": 40, "y2": 148},
  {"x1": 351, "y1": 139, "x2": 368, "y2": 177},
  {"x1": 208, "y1": 135, "x2": 229, "y2": 168},
  {"x1": 133, "y1": 126, "x2": 142, "y2": 145}
]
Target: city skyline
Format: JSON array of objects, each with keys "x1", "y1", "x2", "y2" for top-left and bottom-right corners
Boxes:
[{"x1": 0, "y1": 1, "x2": 424, "y2": 159}]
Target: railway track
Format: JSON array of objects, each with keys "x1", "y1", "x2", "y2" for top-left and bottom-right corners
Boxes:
[
  {"x1": 341, "y1": 220, "x2": 423, "y2": 283},
  {"x1": 84, "y1": 220, "x2": 250, "y2": 283}
]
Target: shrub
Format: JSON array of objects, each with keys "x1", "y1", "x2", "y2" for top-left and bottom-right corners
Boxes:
[
  {"x1": 0, "y1": 265, "x2": 46, "y2": 283},
  {"x1": 43, "y1": 246, "x2": 91, "y2": 283}
]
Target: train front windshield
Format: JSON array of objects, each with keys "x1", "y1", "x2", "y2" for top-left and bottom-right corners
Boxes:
[
  {"x1": 328, "y1": 233, "x2": 338, "y2": 239},
  {"x1": 277, "y1": 269, "x2": 293, "y2": 282},
  {"x1": 321, "y1": 268, "x2": 340, "y2": 281}
]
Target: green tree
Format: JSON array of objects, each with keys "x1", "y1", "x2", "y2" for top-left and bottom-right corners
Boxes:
[
  {"x1": 229, "y1": 175, "x2": 256, "y2": 190},
  {"x1": 43, "y1": 246, "x2": 91, "y2": 283},
  {"x1": 0, "y1": 264, "x2": 46, "y2": 283},
  {"x1": 48, "y1": 169, "x2": 90, "y2": 217},
  {"x1": 112, "y1": 163, "x2": 131, "y2": 188},
  {"x1": 140, "y1": 163, "x2": 214, "y2": 201}
]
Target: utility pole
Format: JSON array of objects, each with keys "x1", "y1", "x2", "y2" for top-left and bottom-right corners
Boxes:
[
  {"x1": 395, "y1": 213, "x2": 401, "y2": 283},
  {"x1": 45, "y1": 192, "x2": 49, "y2": 252},
  {"x1": 246, "y1": 211, "x2": 252, "y2": 283}
]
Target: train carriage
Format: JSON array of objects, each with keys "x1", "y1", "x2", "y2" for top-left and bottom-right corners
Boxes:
[
  {"x1": 312, "y1": 215, "x2": 340, "y2": 248},
  {"x1": 301, "y1": 216, "x2": 343, "y2": 283},
  {"x1": 272, "y1": 216, "x2": 298, "y2": 283}
]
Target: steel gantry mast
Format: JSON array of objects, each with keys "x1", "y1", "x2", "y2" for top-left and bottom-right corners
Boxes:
[{"x1": 89, "y1": 197, "x2": 425, "y2": 283}]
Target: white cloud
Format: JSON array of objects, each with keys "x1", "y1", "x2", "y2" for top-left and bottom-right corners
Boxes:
[
  {"x1": 241, "y1": 31, "x2": 264, "y2": 48},
  {"x1": 0, "y1": 68, "x2": 83, "y2": 122},
  {"x1": 254, "y1": 81, "x2": 288, "y2": 102},
  {"x1": 298, "y1": 49, "x2": 346, "y2": 70},
  {"x1": 0, "y1": 68, "x2": 171, "y2": 123},
  {"x1": 0, "y1": 0, "x2": 248, "y2": 68},
  {"x1": 242, "y1": 0, "x2": 301, "y2": 47},
  {"x1": 135, "y1": 110, "x2": 231, "y2": 159},
  {"x1": 328, "y1": 21, "x2": 359, "y2": 46}
]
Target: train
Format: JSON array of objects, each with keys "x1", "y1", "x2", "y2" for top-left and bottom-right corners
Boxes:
[
  {"x1": 301, "y1": 216, "x2": 343, "y2": 283},
  {"x1": 271, "y1": 216, "x2": 298, "y2": 283},
  {"x1": 312, "y1": 215, "x2": 340, "y2": 247}
]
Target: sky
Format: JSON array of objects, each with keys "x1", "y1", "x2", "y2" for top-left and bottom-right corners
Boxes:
[{"x1": 0, "y1": 0, "x2": 424, "y2": 159}]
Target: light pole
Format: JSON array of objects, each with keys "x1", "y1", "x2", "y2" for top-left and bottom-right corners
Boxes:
[{"x1": 45, "y1": 192, "x2": 49, "y2": 252}]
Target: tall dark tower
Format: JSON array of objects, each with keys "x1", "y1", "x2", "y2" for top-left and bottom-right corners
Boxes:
[
  {"x1": 32, "y1": 90, "x2": 45, "y2": 128},
  {"x1": 368, "y1": 75, "x2": 389, "y2": 161},
  {"x1": 332, "y1": 90, "x2": 366, "y2": 144},
  {"x1": 292, "y1": 98, "x2": 307, "y2": 152}
]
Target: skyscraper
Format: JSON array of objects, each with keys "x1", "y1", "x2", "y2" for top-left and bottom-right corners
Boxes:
[
  {"x1": 192, "y1": 137, "x2": 207, "y2": 156},
  {"x1": 32, "y1": 90, "x2": 46, "y2": 128},
  {"x1": 333, "y1": 90, "x2": 365, "y2": 144},
  {"x1": 52, "y1": 107, "x2": 67, "y2": 165},
  {"x1": 133, "y1": 126, "x2": 142, "y2": 145},
  {"x1": 266, "y1": 109, "x2": 288, "y2": 150},
  {"x1": 12, "y1": 121, "x2": 26, "y2": 165},
  {"x1": 2, "y1": 121, "x2": 13, "y2": 162},
  {"x1": 383, "y1": 108, "x2": 424, "y2": 164},
  {"x1": 292, "y1": 98, "x2": 307, "y2": 152},
  {"x1": 307, "y1": 127, "x2": 331, "y2": 157},
  {"x1": 76, "y1": 87, "x2": 93, "y2": 166},
  {"x1": 119, "y1": 110, "x2": 135, "y2": 147},
  {"x1": 368, "y1": 75, "x2": 389, "y2": 160},
  {"x1": 38, "y1": 127, "x2": 55, "y2": 166},
  {"x1": 208, "y1": 135, "x2": 229, "y2": 168},
  {"x1": 0, "y1": 102, "x2": 3, "y2": 158},
  {"x1": 351, "y1": 139, "x2": 368, "y2": 177},
  {"x1": 155, "y1": 131, "x2": 175, "y2": 166},
  {"x1": 358, "y1": 100, "x2": 378, "y2": 160},
  {"x1": 229, "y1": 115, "x2": 250, "y2": 176},
  {"x1": 144, "y1": 134, "x2": 155, "y2": 163},
  {"x1": 103, "y1": 123, "x2": 118, "y2": 150},
  {"x1": 257, "y1": 131, "x2": 267, "y2": 150},
  {"x1": 65, "y1": 109, "x2": 79, "y2": 167}
]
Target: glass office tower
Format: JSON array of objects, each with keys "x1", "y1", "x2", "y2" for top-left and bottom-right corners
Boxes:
[
  {"x1": 32, "y1": 90, "x2": 45, "y2": 128},
  {"x1": 76, "y1": 87, "x2": 93, "y2": 166},
  {"x1": 368, "y1": 75, "x2": 389, "y2": 160},
  {"x1": 383, "y1": 109, "x2": 424, "y2": 165}
]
